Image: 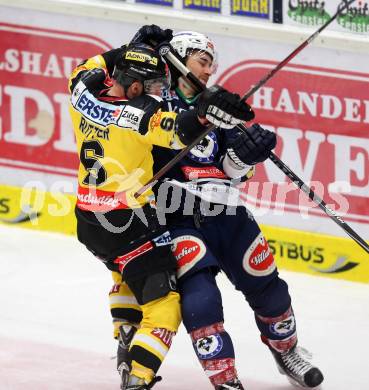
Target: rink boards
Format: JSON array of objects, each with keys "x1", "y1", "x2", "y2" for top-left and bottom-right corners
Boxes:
[{"x1": 1, "y1": 183, "x2": 368, "y2": 284}]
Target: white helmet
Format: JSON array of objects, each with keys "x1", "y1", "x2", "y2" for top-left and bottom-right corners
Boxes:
[{"x1": 170, "y1": 31, "x2": 218, "y2": 73}]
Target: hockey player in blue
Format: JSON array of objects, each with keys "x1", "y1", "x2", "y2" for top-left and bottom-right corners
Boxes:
[
  {"x1": 107, "y1": 26, "x2": 324, "y2": 389},
  {"x1": 149, "y1": 28, "x2": 323, "y2": 390}
]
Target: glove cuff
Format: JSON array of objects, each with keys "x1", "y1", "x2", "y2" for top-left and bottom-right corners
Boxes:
[
  {"x1": 222, "y1": 152, "x2": 253, "y2": 179},
  {"x1": 226, "y1": 148, "x2": 254, "y2": 168}
]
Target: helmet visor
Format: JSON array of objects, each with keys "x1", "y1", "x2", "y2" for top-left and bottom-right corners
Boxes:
[
  {"x1": 187, "y1": 48, "x2": 218, "y2": 75},
  {"x1": 143, "y1": 75, "x2": 171, "y2": 96}
]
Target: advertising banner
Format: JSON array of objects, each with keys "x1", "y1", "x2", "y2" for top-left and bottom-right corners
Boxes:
[
  {"x1": 0, "y1": 183, "x2": 76, "y2": 235},
  {"x1": 283, "y1": 0, "x2": 369, "y2": 34},
  {"x1": 217, "y1": 60, "x2": 369, "y2": 229},
  {"x1": 231, "y1": 0, "x2": 270, "y2": 19},
  {"x1": 262, "y1": 224, "x2": 369, "y2": 283},
  {"x1": 0, "y1": 5, "x2": 368, "y2": 273},
  {"x1": 0, "y1": 22, "x2": 111, "y2": 184},
  {"x1": 183, "y1": 0, "x2": 221, "y2": 13},
  {"x1": 136, "y1": 0, "x2": 173, "y2": 6}
]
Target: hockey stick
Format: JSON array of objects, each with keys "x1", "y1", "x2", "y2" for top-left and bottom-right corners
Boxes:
[
  {"x1": 134, "y1": 49, "x2": 218, "y2": 197},
  {"x1": 158, "y1": 47, "x2": 369, "y2": 255},
  {"x1": 142, "y1": 0, "x2": 358, "y2": 192},
  {"x1": 241, "y1": 0, "x2": 356, "y2": 100},
  {"x1": 137, "y1": 0, "x2": 369, "y2": 254}
]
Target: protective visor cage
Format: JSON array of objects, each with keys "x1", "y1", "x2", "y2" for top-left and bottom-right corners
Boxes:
[
  {"x1": 170, "y1": 31, "x2": 218, "y2": 74},
  {"x1": 143, "y1": 73, "x2": 171, "y2": 95},
  {"x1": 142, "y1": 61, "x2": 171, "y2": 95}
]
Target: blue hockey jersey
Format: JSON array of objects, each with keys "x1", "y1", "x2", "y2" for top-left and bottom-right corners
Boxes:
[{"x1": 152, "y1": 88, "x2": 255, "y2": 208}]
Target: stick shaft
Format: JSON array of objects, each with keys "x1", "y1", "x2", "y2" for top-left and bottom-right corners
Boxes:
[
  {"x1": 242, "y1": 0, "x2": 357, "y2": 100},
  {"x1": 268, "y1": 152, "x2": 369, "y2": 254},
  {"x1": 136, "y1": 1, "x2": 369, "y2": 253}
]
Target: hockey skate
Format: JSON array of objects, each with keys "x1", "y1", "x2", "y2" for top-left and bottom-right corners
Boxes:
[
  {"x1": 117, "y1": 324, "x2": 137, "y2": 390},
  {"x1": 215, "y1": 378, "x2": 245, "y2": 390},
  {"x1": 123, "y1": 375, "x2": 162, "y2": 390},
  {"x1": 265, "y1": 340, "x2": 324, "y2": 388}
]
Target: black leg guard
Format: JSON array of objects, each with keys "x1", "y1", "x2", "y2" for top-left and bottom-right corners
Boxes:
[{"x1": 117, "y1": 324, "x2": 138, "y2": 390}]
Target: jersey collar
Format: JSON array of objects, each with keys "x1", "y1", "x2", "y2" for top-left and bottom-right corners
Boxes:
[{"x1": 175, "y1": 87, "x2": 199, "y2": 105}]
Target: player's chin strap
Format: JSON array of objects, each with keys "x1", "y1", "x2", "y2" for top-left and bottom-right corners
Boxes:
[{"x1": 139, "y1": 0, "x2": 368, "y2": 255}]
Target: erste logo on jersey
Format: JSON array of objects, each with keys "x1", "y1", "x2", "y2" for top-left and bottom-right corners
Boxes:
[
  {"x1": 188, "y1": 131, "x2": 218, "y2": 163},
  {"x1": 172, "y1": 235, "x2": 206, "y2": 278},
  {"x1": 73, "y1": 86, "x2": 121, "y2": 126},
  {"x1": 243, "y1": 232, "x2": 276, "y2": 276},
  {"x1": 72, "y1": 85, "x2": 145, "y2": 131}
]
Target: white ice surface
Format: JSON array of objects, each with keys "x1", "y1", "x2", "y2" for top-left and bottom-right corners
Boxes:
[{"x1": 0, "y1": 225, "x2": 368, "y2": 390}]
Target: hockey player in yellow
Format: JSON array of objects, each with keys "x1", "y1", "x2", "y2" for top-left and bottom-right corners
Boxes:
[
  {"x1": 69, "y1": 39, "x2": 255, "y2": 390},
  {"x1": 105, "y1": 26, "x2": 324, "y2": 390}
]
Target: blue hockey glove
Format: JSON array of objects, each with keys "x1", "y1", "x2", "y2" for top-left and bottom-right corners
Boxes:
[
  {"x1": 130, "y1": 24, "x2": 173, "y2": 47},
  {"x1": 227, "y1": 124, "x2": 276, "y2": 165}
]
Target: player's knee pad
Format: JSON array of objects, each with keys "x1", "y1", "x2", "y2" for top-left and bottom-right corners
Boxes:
[
  {"x1": 190, "y1": 322, "x2": 237, "y2": 386},
  {"x1": 180, "y1": 269, "x2": 224, "y2": 331},
  {"x1": 256, "y1": 306, "x2": 297, "y2": 352},
  {"x1": 142, "y1": 270, "x2": 177, "y2": 304},
  {"x1": 127, "y1": 270, "x2": 177, "y2": 306},
  {"x1": 140, "y1": 290, "x2": 181, "y2": 332},
  {"x1": 247, "y1": 276, "x2": 291, "y2": 315}
]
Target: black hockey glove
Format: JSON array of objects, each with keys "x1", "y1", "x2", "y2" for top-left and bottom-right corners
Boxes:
[
  {"x1": 79, "y1": 68, "x2": 107, "y2": 96},
  {"x1": 130, "y1": 24, "x2": 173, "y2": 47},
  {"x1": 227, "y1": 124, "x2": 277, "y2": 166},
  {"x1": 197, "y1": 85, "x2": 255, "y2": 129}
]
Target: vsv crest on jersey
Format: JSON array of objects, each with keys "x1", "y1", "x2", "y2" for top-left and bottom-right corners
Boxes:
[
  {"x1": 188, "y1": 132, "x2": 218, "y2": 163},
  {"x1": 195, "y1": 334, "x2": 224, "y2": 359},
  {"x1": 172, "y1": 235, "x2": 206, "y2": 278},
  {"x1": 270, "y1": 315, "x2": 296, "y2": 337},
  {"x1": 243, "y1": 232, "x2": 276, "y2": 276}
]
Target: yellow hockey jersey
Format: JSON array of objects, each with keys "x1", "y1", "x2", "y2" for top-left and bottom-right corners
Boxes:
[{"x1": 69, "y1": 55, "x2": 186, "y2": 211}]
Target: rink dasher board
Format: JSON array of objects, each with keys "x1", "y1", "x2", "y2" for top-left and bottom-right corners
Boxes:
[
  {"x1": 1, "y1": 7, "x2": 368, "y2": 238},
  {"x1": 1, "y1": 183, "x2": 368, "y2": 284},
  {"x1": 0, "y1": 3, "x2": 368, "y2": 280}
]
